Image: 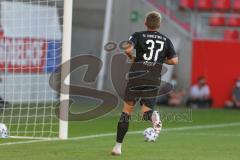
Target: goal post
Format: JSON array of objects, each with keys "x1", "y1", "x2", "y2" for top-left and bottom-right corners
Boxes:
[{"x1": 59, "y1": 0, "x2": 73, "y2": 140}]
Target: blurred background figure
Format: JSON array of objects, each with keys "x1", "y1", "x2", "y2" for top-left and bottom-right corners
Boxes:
[
  {"x1": 168, "y1": 75, "x2": 186, "y2": 106},
  {"x1": 225, "y1": 77, "x2": 240, "y2": 109},
  {"x1": 187, "y1": 76, "x2": 213, "y2": 108},
  {"x1": 156, "y1": 75, "x2": 186, "y2": 106}
]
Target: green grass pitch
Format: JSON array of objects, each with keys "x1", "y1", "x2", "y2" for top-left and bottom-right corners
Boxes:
[{"x1": 0, "y1": 104, "x2": 240, "y2": 160}]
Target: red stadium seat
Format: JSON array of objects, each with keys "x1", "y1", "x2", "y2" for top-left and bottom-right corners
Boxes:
[
  {"x1": 209, "y1": 14, "x2": 225, "y2": 26},
  {"x1": 197, "y1": 0, "x2": 213, "y2": 10},
  {"x1": 213, "y1": 0, "x2": 231, "y2": 11},
  {"x1": 180, "y1": 0, "x2": 195, "y2": 9},
  {"x1": 227, "y1": 17, "x2": 240, "y2": 27},
  {"x1": 233, "y1": 0, "x2": 240, "y2": 12},
  {"x1": 224, "y1": 30, "x2": 239, "y2": 40}
]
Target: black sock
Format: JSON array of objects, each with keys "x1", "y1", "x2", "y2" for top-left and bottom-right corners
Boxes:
[
  {"x1": 142, "y1": 110, "x2": 153, "y2": 122},
  {"x1": 116, "y1": 112, "x2": 130, "y2": 143}
]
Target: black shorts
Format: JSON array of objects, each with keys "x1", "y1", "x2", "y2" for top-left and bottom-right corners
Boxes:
[
  {"x1": 124, "y1": 83, "x2": 159, "y2": 109},
  {"x1": 124, "y1": 63, "x2": 162, "y2": 109}
]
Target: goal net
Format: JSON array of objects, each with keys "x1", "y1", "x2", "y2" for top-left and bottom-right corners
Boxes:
[{"x1": 0, "y1": 0, "x2": 70, "y2": 139}]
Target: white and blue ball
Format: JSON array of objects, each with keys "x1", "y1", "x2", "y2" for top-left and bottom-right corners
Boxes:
[
  {"x1": 143, "y1": 127, "x2": 158, "y2": 142},
  {"x1": 0, "y1": 123, "x2": 8, "y2": 138}
]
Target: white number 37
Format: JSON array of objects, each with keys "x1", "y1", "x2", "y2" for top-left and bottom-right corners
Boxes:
[{"x1": 143, "y1": 39, "x2": 164, "y2": 62}]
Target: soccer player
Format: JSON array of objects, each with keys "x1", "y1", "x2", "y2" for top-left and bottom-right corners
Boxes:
[{"x1": 111, "y1": 11, "x2": 178, "y2": 156}]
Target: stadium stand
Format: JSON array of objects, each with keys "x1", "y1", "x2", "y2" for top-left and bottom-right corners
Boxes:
[
  {"x1": 197, "y1": 0, "x2": 213, "y2": 10},
  {"x1": 150, "y1": 0, "x2": 240, "y2": 40},
  {"x1": 224, "y1": 29, "x2": 239, "y2": 40},
  {"x1": 179, "y1": 0, "x2": 195, "y2": 9},
  {"x1": 179, "y1": 0, "x2": 240, "y2": 12},
  {"x1": 213, "y1": 0, "x2": 231, "y2": 11},
  {"x1": 209, "y1": 14, "x2": 226, "y2": 26},
  {"x1": 233, "y1": 0, "x2": 240, "y2": 12},
  {"x1": 227, "y1": 16, "x2": 240, "y2": 27}
]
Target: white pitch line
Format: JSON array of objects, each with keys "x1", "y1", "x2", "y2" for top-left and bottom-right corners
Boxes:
[
  {"x1": 172, "y1": 133, "x2": 240, "y2": 137},
  {"x1": 162, "y1": 122, "x2": 240, "y2": 132},
  {"x1": 9, "y1": 136, "x2": 55, "y2": 140},
  {"x1": 0, "y1": 139, "x2": 54, "y2": 146},
  {"x1": 0, "y1": 122, "x2": 240, "y2": 146}
]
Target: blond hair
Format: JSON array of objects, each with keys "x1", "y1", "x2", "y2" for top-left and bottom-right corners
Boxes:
[{"x1": 145, "y1": 11, "x2": 162, "y2": 30}]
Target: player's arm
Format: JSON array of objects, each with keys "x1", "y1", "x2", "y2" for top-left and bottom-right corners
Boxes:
[
  {"x1": 124, "y1": 33, "x2": 138, "y2": 62},
  {"x1": 124, "y1": 42, "x2": 135, "y2": 62},
  {"x1": 164, "y1": 57, "x2": 178, "y2": 65}
]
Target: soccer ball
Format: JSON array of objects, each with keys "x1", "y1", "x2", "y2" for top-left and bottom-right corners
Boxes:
[
  {"x1": 143, "y1": 127, "x2": 158, "y2": 142},
  {"x1": 0, "y1": 123, "x2": 8, "y2": 138}
]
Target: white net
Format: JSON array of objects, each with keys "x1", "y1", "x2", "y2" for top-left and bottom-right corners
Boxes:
[{"x1": 0, "y1": 0, "x2": 64, "y2": 138}]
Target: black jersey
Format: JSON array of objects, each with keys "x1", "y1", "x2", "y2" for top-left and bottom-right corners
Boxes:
[
  {"x1": 129, "y1": 31, "x2": 177, "y2": 65},
  {"x1": 127, "y1": 31, "x2": 177, "y2": 90}
]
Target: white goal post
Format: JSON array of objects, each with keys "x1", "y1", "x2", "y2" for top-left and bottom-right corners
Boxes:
[
  {"x1": 0, "y1": 0, "x2": 72, "y2": 140},
  {"x1": 59, "y1": 0, "x2": 73, "y2": 140}
]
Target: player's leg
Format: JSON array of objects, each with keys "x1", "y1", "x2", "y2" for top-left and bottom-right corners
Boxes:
[
  {"x1": 111, "y1": 101, "x2": 135, "y2": 156},
  {"x1": 141, "y1": 99, "x2": 162, "y2": 134},
  {"x1": 141, "y1": 104, "x2": 153, "y2": 121},
  {"x1": 117, "y1": 101, "x2": 135, "y2": 143}
]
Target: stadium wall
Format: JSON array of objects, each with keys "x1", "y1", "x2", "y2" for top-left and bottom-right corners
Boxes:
[
  {"x1": 70, "y1": 0, "x2": 106, "y2": 91},
  {"x1": 192, "y1": 40, "x2": 240, "y2": 107}
]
